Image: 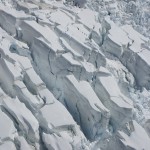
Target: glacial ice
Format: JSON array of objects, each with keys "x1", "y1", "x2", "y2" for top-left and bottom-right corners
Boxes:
[{"x1": 0, "y1": 0, "x2": 150, "y2": 149}]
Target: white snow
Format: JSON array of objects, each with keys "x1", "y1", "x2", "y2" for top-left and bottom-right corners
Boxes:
[
  {"x1": 0, "y1": 141, "x2": 16, "y2": 150},
  {"x1": 119, "y1": 121, "x2": 150, "y2": 150},
  {"x1": 0, "y1": 109, "x2": 17, "y2": 141},
  {"x1": 0, "y1": 0, "x2": 150, "y2": 149}
]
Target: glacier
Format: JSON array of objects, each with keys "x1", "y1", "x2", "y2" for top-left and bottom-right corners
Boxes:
[{"x1": 0, "y1": 0, "x2": 150, "y2": 150}]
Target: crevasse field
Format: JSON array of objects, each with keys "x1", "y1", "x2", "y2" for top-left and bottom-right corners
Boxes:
[{"x1": 0, "y1": 0, "x2": 150, "y2": 149}]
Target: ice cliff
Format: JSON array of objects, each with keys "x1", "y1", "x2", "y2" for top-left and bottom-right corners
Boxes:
[{"x1": 0, "y1": 0, "x2": 150, "y2": 150}]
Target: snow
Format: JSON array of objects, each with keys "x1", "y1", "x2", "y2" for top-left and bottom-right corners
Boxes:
[
  {"x1": 0, "y1": 109, "x2": 17, "y2": 141},
  {"x1": 0, "y1": 5, "x2": 33, "y2": 19},
  {"x1": 17, "y1": 1, "x2": 39, "y2": 13},
  {"x1": 66, "y1": 75, "x2": 108, "y2": 113},
  {"x1": 38, "y1": 88, "x2": 55, "y2": 104},
  {"x1": 62, "y1": 52, "x2": 81, "y2": 66},
  {"x1": 0, "y1": 0, "x2": 150, "y2": 149},
  {"x1": 0, "y1": 5, "x2": 34, "y2": 35},
  {"x1": 17, "y1": 57, "x2": 32, "y2": 70},
  {"x1": 63, "y1": 75, "x2": 110, "y2": 140},
  {"x1": 77, "y1": 9, "x2": 98, "y2": 29},
  {"x1": 108, "y1": 25, "x2": 130, "y2": 46},
  {"x1": 24, "y1": 68, "x2": 44, "y2": 87},
  {"x1": 39, "y1": 100, "x2": 75, "y2": 128},
  {"x1": 49, "y1": 9, "x2": 73, "y2": 26},
  {"x1": 94, "y1": 71, "x2": 133, "y2": 130},
  {"x1": 138, "y1": 49, "x2": 150, "y2": 66},
  {"x1": 14, "y1": 80, "x2": 44, "y2": 112},
  {"x1": 122, "y1": 25, "x2": 149, "y2": 43},
  {"x1": 56, "y1": 24, "x2": 92, "y2": 57},
  {"x1": 59, "y1": 37, "x2": 83, "y2": 61},
  {"x1": 23, "y1": 68, "x2": 46, "y2": 95},
  {"x1": 119, "y1": 121, "x2": 150, "y2": 150},
  {"x1": 2, "y1": 97, "x2": 39, "y2": 143},
  {"x1": 0, "y1": 141, "x2": 16, "y2": 150},
  {"x1": 42, "y1": 133, "x2": 72, "y2": 150},
  {"x1": 17, "y1": 136, "x2": 33, "y2": 150},
  {"x1": 4, "y1": 59, "x2": 22, "y2": 80}
]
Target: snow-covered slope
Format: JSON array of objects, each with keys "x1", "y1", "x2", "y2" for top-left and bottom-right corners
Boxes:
[{"x1": 0, "y1": 0, "x2": 150, "y2": 150}]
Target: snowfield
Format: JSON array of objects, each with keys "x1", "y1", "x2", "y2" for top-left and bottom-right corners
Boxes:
[{"x1": 0, "y1": 0, "x2": 150, "y2": 150}]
